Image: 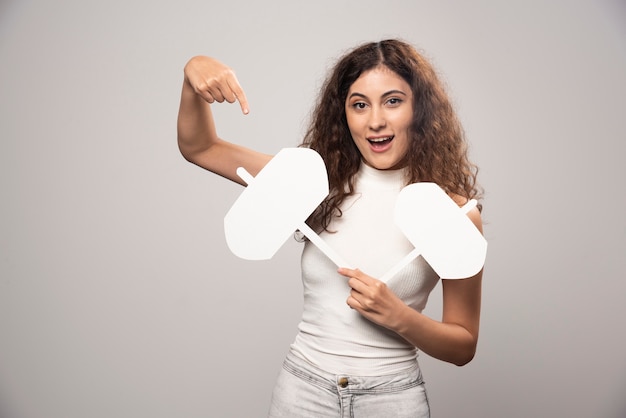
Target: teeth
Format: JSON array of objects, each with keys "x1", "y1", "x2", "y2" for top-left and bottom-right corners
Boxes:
[{"x1": 369, "y1": 136, "x2": 392, "y2": 143}]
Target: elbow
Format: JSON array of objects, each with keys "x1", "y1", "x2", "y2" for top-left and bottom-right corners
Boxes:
[
  {"x1": 177, "y1": 137, "x2": 194, "y2": 163},
  {"x1": 428, "y1": 342, "x2": 477, "y2": 367},
  {"x1": 177, "y1": 131, "x2": 218, "y2": 168},
  {"x1": 179, "y1": 147, "x2": 196, "y2": 165},
  {"x1": 453, "y1": 350, "x2": 475, "y2": 367},
  {"x1": 177, "y1": 139, "x2": 204, "y2": 167},
  {"x1": 452, "y1": 341, "x2": 477, "y2": 367}
]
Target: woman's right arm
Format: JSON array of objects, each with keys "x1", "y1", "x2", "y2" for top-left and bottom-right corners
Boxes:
[{"x1": 177, "y1": 56, "x2": 272, "y2": 185}]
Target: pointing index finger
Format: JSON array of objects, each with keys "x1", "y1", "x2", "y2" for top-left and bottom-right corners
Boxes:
[{"x1": 227, "y1": 76, "x2": 249, "y2": 115}]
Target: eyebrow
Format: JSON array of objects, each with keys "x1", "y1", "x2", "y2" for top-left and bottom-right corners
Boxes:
[{"x1": 348, "y1": 89, "x2": 408, "y2": 100}]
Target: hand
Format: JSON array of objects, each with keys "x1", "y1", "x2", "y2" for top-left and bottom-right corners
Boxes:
[
  {"x1": 184, "y1": 56, "x2": 249, "y2": 114},
  {"x1": 338, "y1": 267, "x2": 408, "y2": 331}
]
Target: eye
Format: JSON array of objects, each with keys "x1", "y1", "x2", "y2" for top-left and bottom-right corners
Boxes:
[
  {"x1": 386, "y1": 97, "x2": 403, "y2": 106},
  {"x1": 350, "y1": 101, "x2": 368, "y2": 111}
]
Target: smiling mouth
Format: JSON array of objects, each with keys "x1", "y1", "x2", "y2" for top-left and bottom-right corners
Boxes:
[{"x1": 367, "y1": 136, "x2": 394, "y2": 148}]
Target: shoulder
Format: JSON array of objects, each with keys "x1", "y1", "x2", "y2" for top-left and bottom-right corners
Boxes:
[{"x1": 450, "y1": 193, "x2": 483, "y2": 233}]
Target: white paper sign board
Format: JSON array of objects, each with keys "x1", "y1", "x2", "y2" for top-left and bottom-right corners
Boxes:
[
  {"x1": 394, "y1": 182, "x2": 487, "y2": 279},
  {"x1": 224, "y1": 148, "x2": 328, "y2": 260}
]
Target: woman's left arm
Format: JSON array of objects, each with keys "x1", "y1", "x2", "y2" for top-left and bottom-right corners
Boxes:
[{"x1": 340, "y1": 206, "x2": 483, "y2": 366}]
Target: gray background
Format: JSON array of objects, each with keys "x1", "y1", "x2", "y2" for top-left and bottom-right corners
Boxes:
[{"x1": 1, "y1": 0, "x2": 625, "y2": 417}]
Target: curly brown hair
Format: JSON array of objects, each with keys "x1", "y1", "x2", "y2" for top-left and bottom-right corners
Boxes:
[{"x1": 302, "y1": 39, "x2": 482, "y2": 231}]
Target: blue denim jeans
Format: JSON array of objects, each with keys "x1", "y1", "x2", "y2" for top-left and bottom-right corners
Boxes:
[{"x1": 268, "y1": 350, "x2": 430, "y2": 417}]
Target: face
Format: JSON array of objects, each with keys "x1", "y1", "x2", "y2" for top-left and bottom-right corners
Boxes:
[{"x1": 345, "y1": 65, "x2": 413, "y2": 170}]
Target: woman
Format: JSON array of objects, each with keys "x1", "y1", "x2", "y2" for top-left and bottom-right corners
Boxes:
[{"x1": 178, "y1": 39, "x2": 483, "y2": 417}]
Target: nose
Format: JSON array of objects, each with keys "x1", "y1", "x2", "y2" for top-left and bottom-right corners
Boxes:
[{"x1": 369, "y1": 106, "x2": 386, "y2": 130}]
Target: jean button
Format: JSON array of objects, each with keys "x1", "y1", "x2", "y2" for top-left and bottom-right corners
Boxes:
[{"x1": 338, "y1": 377, "x2": 348, "y2": 388}]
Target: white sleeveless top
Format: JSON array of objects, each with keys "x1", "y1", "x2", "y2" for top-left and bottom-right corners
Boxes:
[{"x1": 290, "y1": 163, "x2": 439, "y2": 376}]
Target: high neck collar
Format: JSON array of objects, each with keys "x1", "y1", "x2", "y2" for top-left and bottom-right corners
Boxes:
[{"x1": 356, "y1": 161, "x2": 407, "y2": 189}]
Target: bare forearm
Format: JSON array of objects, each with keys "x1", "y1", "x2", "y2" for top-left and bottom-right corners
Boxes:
[
  {"x1": 394, "y1": 307, "x2": 478, "y2": 366},
  {"x1": 177, "y1": 78, "x2": 218, "y2": 163}
]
